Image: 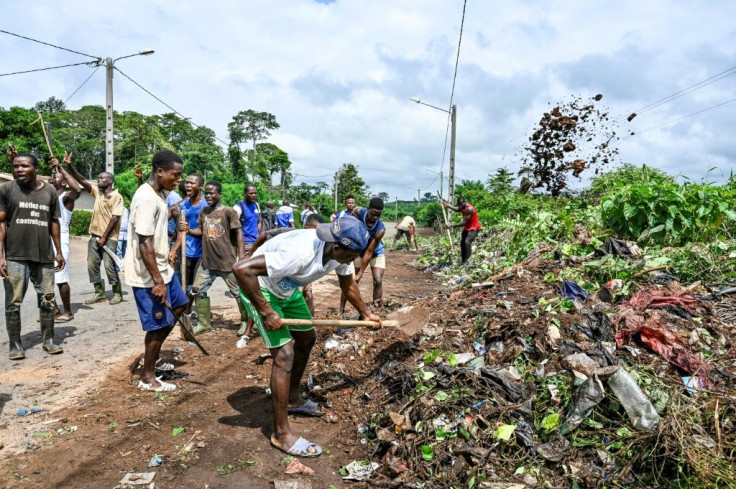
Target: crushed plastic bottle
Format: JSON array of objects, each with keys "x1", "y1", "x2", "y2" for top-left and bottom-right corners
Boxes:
[{"x1": 607, "y1": 369, "x2": 661, "y2": 431}]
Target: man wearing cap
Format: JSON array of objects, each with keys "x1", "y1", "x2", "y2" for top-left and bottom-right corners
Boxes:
[{"x1": 233, "y1": 215, "x2": 380, "y2": 458}]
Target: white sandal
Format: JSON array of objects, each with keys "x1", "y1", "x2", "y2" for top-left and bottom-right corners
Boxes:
[
  {"x1": 139, "y1": 356, "x2": 175, "y2": 371},
  {"x1": 138, "y1": 379, "x2": 177, "y2": 392}
]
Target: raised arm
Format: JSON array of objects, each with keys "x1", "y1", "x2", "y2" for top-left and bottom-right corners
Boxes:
[{"x1": 65, "y1": 156, "x2": 93, "y2": 193}]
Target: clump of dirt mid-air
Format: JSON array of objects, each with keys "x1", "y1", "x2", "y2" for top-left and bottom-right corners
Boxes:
[{"x1": 519, "y1": 94, "x2": 622, "y2": 196}]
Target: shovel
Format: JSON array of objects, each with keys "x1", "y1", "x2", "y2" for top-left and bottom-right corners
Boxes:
[{"x1": 280, "y1": 305, "x2": 430, "y2": 337}]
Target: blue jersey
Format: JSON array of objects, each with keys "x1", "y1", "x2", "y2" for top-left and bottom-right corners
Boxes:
[
  {"x1": 275, "y1": 205, "x2": 294, "y2": 228},
  {"x1": 358, "y1": 208, "x2": 385, "y2": 257},
  {"x1": 166, "y1": 191, "x2": 182, "y2": 237},
  {"x1": 236, "y1": 200, "x2": 261, "y2": 244},
  {"x1": 181, "y1": 197, "x2": 206, "y2": 258}
]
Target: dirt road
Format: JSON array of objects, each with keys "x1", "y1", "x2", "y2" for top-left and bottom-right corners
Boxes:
[{"x1": 0, "y1": 232, "x2": 437, "y2": 488}]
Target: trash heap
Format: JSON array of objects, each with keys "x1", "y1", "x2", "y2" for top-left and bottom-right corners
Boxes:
[{"x1": 311, "y1": 241, "x2": 736, "y2": 488}]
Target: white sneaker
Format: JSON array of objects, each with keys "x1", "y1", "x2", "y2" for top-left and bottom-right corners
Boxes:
[{"x1": 236, "y1": 336, "x2": 249, "y2": 349}]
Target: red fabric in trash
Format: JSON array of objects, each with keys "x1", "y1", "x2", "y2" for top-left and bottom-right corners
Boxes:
[
  {"x1": 614, "y1": 291, "x2": 712, "y2": 379},
  {"x1": 628, "y1": 289, "x2": 710, "y2": 315}
]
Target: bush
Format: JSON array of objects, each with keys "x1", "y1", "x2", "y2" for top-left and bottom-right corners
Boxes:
[
  {"x1": 69, "y1": 209, "x2": 92, "y2": 236},
  {"x1": 416, "y1": 202, "x2": 443, "y2": 227}
]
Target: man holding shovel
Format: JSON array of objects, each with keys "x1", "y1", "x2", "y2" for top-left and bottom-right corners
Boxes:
[
  {"x1": 125, "y1": 150, "x2": 188, "y2": 392},
  {"x1": 233, "y1": 215, "x2": 380, "y2": 458},
  {"x1": 441, "y1": 196, "x2": 482, "y2": 263}
]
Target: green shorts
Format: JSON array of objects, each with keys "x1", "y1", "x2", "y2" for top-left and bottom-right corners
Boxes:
[{"x1": 239, "y1": 288, "x2": 313, "y2": 349}]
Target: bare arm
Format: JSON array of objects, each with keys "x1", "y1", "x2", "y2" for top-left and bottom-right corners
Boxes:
[
  {"x1": 235, "y1": 224, "x2": 246, "y2": 260},
  {"x1": 338, "y1": 273, "x2": 380, "y2": 322},
  {"x1": 51, "y1": 219, "x2": 65, "y2": 271},
  {"x1": 65, "y1": 159, "x2": 93, "y2": 193},
  {"x1": 356, "y1": 229, "x2": 385, "y2": 282},
  {"x1": 0, "y1": 212, "x2": 7, "y2": 278},
  {"x1": 232, "y1": 256, "x2": 282, "y2": 330},
  {"x1": 442, "y1": 202, "x2": 461, "y2": 212},
  {"x1": 134, "y1": 167, "x2": 144, "y2": 188},
  {"x1": 139, "y1": 233, "x2": 166, "y2": 303},
  {"x1": 96, "y1": 216, "x2": 120, "y2": 246}
]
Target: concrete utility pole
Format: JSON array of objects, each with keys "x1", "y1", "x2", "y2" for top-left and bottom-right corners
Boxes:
[
  {"x1": 410, "y1": 98, "x2": 457, "y2": 215},
  {"x1": 448, "y1": 104, "x2": 457, "y2": 210},
  {"x1": 101, "y1": 49, "x2": 155, "y2": 175}
]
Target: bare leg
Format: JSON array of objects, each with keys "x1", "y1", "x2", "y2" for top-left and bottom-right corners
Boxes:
[
  {"x1": 288, "y1": 329, "x2": 316, "y2": 405},
  {"x1": 372, "y1": 266, "x2": 384, "y2": 302},
  {"x1": 270, "y1": 342, "x2": 299, "y2": 449},
  {"x1": 56, "y1": 283, "x2": 73, "y2": 320},
  {"x1": 140, "y1": 304, "x2": 184, "y2": 388}
]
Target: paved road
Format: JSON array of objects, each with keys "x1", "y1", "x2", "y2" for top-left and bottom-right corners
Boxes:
[{"x1": 0, "y1": 237, "x2": 240, "y2": 370}]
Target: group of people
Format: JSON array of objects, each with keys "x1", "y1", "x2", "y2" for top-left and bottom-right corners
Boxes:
[{"x1": 1, "y1": 145, "x2": 482, "y2": 459}]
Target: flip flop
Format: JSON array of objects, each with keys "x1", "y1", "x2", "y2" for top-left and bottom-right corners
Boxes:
[
  {"x1": 287, "y1": 399, "x2": 324, "y2": 417},
  {"x1": 270, "y1": 434, "x2": 322, "y2": 458},
  {"x1": 138, "y1": 379, "x2": 177, "y2": 392}
]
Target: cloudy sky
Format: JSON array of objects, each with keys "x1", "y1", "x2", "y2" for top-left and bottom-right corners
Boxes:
[{"x1": 2, "y1": 1, "x2": 735, "y2": 200}]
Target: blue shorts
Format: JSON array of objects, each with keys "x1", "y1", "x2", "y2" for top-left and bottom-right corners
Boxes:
[{"x1": 132, "y1": 279, "x2": 190, "y2": 332}]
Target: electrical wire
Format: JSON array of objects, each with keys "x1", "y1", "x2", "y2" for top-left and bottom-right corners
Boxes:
[
  {"x1": 634, "y1": 64, "x2": 736, "y2": 114},
  {"x1": 635, "y1": 96, "x2": 736, "y2": 135},
  {"x1": 64, "y1": 66, "x2": 100, "y2": 104},
  {"x1": 114, "y1": 66, "x2": 230, "y2": 147},
  {"x1": 434, "y1": 0, "x2": 467, "y2": 195},
  {"x1": 0, "y1": 29, "x2": 101, "y2": 60},
  {"x1": 0, "y1": 61, "x2": 94, "y2": 77}
]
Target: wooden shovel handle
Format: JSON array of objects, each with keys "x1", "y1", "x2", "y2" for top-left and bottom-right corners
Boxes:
[{"x1": 281, "y1": 319, "x2": 399, "y2": 328}]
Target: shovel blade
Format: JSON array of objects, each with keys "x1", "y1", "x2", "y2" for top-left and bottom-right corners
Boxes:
[{"x1": 386, "y1": 305, "x2": 430, "y2": 337}]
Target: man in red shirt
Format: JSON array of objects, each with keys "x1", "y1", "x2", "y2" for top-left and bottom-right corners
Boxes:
[{"x1": 441, "y1": 196, "x2": 482, "y2": 263}]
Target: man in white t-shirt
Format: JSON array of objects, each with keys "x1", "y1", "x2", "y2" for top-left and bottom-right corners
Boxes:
[
  {"x1": 125, "y1": 150, "x2": 187, "y2": 393},
  {"x1": 233, "y1": 215, "x2": 380, "y2": 458},
  {"x1": 47, "y1": 153, "x2": 81, "y2": 322}
]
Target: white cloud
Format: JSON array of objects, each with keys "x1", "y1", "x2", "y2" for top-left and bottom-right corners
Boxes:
[{"x1": 1, "y1": 0, "x2": 735, "y2": 201}]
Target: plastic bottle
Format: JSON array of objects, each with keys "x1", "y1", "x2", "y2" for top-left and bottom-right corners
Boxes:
[{"x1": 607, "y1": 368, "x2": 661, "y2": 431}]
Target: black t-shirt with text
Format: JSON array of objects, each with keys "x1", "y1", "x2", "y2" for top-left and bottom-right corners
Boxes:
[{"x1": 0, "y1": 180, "x2": 60, "y2": 263}]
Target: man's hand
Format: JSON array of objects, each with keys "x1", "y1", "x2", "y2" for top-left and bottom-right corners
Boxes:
[
  {"x1": 0, "y1": 258, "x2": 8, "y2": 279},
  {"x1": 49, "y1": 157, "x2": 61, "y2": 171},
  {"x1": 360, "y1": 312, "x2": 382, "y2": 329},
  {"x1": 168, "y1": 249, "x2": 178, "y2": 265},
  {"x1": 63, "y1": 151, "x2": 73, "y2": 165},
  {"x1": 7, "y1": 144, "x2": 18, "y2": 161},
  {"x1": 355, "y1": 271, "x2": 364, "y2": 284},
  {"x1": 55, "y1": 253, "x2": 66, "y2": 272},
  {"x1": 152, "y1": 281, "x2": 167, "y2": 304},
  {"x1": 180, "y1": 222, "x2": 189, "y2": 234},
  {"x1": 134, "y1": 166, "x2": 143, "y2": 181},
  {"x1": 96, "y1": 236, "x2": 108, "y2": 247},
  {"x1": 262, "y1": 310, "x2": 284, "y2": 331}
]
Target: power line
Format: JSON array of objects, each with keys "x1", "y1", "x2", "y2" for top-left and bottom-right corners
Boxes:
[
  {"x1": 0, "y1": 61, "x2": 94, "y2": 77},
  {"x1": 635, "y1": 64, "x2": 736, "y2": 114},
  {"x1": 114, "y1": 66, "x2": 230, "y2": 147},
  {"x1": 437, "y1": 0, "x2": 468, "y2": 181},
  {"x1": 64, "y1": 66, "x2": 100, "y2": 104},
  {"x1": 635, "y1": 96, "x2": 736, "y2": 135},
  {"x1": 0, "y1": 29, "x2": 100, "y2": 60}
]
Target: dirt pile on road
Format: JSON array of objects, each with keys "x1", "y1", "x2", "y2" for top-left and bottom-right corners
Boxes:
[{"x1": 519, "y1": 94, "x2": 623, "y2": 196}]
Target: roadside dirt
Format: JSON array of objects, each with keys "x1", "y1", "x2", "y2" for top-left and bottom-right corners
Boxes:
[{"x1": 0, "y1": 245, "x2": 438, "y2": 489}]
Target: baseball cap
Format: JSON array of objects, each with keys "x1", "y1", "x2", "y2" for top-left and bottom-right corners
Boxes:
[{"x1": 315, "y1": 215, "x2": 369, "y2": 252}]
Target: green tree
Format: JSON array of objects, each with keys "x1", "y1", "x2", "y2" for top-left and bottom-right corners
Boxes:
[
  {"x1": 334, "y1": 163, "x2": 369, "y2": 207},
  {"x1": 227, "y1": 110, "x2": 280, "y2": 180},
  {"x1": 32, "y1": 96, "x2": 67, "y2": 114},
  {"x1": 47, "y1": 105, "x2": 106, "y2": 178},
  {"x1": 0, "y1": 106, "x2": 57, "y2": 173},
  {"x1": 376, "y1": 191, "x2": 390, "y2": 202},
  {"x1": 487, "y1": 168, "x2": 515, "y2": 194}
]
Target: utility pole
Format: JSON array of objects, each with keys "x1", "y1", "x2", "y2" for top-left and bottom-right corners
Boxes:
[
  {"x1": 100, "y1": 49, "x2": 155, "y2": 175},
  {"x1": 448, "y1": 104, "x2": 457, "y2": 214},
  {"x1": 105, "y1": 58, "x2": 114, "y2": 174}
]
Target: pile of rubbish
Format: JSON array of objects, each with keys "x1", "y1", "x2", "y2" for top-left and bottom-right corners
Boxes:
[{"x1": 312, "y1": 242, "x2": 736, "y2": 488}]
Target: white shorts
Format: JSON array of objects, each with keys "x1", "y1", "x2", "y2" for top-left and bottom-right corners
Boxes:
[
  {"x1": 354, "y1": 254, "x2": 386, "y2": 270},
  {"x1": 54, "y1": 237, "x2": 70, "y2": 284}
]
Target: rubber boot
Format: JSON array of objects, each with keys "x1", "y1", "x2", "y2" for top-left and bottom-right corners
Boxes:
[
  {"x1": 192, "y1": 297, "x2": 211, "y2": 335},
  {"x1": 40, "y1": 301, "x2": 63, "y2": 355},
  {"x1": 109, "y1": 282, "x2": 123, "y2": 305},
  {"x1": 85, "y1": 281, "x2": 106, "y2": 304},
  {"x1": 6, "y1": 310, "x2": 25, "y2": 360}
]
